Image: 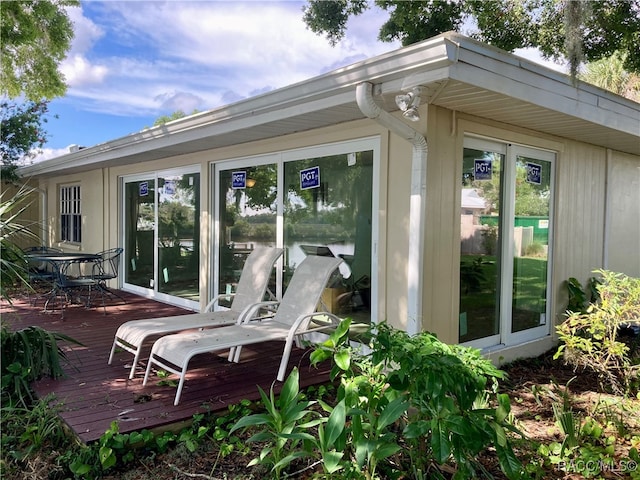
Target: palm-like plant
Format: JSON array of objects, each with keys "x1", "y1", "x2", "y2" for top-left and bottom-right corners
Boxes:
[
  {"x1": 581, "y1": 52, "x2": 640, "y2": 102},
  {"x1": 0, "y1": 182, "x2": 39, "y2": 303}
]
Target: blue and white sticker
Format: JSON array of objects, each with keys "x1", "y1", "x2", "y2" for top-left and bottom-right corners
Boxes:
[
  {"x1": 164, "y1": 180, "x2": 175, "y2": 195},
  {"x1": 139, "y1": 181, "x2": 148, "y2": 196},
  {"x1": 526, "y1": 162, "x2": 542, "y2": 185},
  {"x1": 474, "y1": 158, "x2": 493, "y2": 181},
  {"x1": 300, "y1": 166, "x2": 320, "y2": 190},
  {"x1": 231, "y1": 171, "x2": 247, "y2": 189}
]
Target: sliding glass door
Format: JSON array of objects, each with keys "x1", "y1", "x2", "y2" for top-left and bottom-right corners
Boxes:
[
  {"x1": 459, "y1": 138, "x2": 554, "y2": 348},
  {"x1": 215, "y1": 140, "x2": 376, "y2": 323},
  {"x1": 123, "y1": 167, "x2": 200, "y2": 309}
]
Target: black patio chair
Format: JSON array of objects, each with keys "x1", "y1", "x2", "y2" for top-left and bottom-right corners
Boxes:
[
  {"x1": 89, "y1": 247, "x2": 125, "y2": 304},
  {"x1": 23, "y1": 246, "x2": 63, "y2": 305}
]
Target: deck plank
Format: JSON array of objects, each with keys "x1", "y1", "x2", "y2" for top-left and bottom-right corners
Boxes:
[{"x1": 1, "y1": 291, "x2": 331, "y2": 442}]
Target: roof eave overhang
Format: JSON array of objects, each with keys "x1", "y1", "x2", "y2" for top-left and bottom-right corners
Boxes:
[
  {"x1": 18, "y1": 32, "x2": 639, "y2": 179},
  {"x1": 19, "y1": 36, "x2": 457, "y2": 178}
]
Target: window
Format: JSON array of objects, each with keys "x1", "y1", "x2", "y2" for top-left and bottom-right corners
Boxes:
[{"x1": 60, "y1": 185, "x2": 81, "y2": 243}]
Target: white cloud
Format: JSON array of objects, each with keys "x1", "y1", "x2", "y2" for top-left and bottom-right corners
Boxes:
[
  {"x1": 60, "y1": 5, "x2": 109, "y2": 88},
  {"x1": 65, "y1": 5, "x2": 104, "y2": 56},
  {"x1": 60, "y1": 55, "x2": 108, "y2": 87},
  {"x1": 27, "y1": 146, "x2": 75, "y2": 164},
  {"x1": 61, "y1": 1, "x2": 397, "y2": 118}
]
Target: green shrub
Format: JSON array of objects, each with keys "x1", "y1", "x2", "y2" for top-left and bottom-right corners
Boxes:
[
  {"x1": 555, "y1": 270, "x2": 640, "y2": 395},
  {"x1": 1, "y1": 324, "x2": 83, "y2": 408},
  {"x1": 309, "y1": 320, "x2": 525, "y2": 479}
]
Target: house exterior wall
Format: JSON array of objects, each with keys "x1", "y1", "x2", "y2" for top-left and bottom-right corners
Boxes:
[
  {"x1": 1, "y1": 181, "x2": 42, "y2": 250},
  {"x1": 27, "y1": 102, "x2": 639, "y2": 363},
  {"x1": 417, "y1": 106, "x2": 639, "y2": 361}
]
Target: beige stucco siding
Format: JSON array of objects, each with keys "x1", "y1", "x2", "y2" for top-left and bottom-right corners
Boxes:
[
  {"x1": 606, "y1": 150, "x2": 640, "y2": 277},
  {"x1": 422, "y1": 106, "x2": 460, "y2": 343},
  {"x1": 552, "y1": 141, "x2": 607, "y2": 316},
  {"x1": 383, "y1": 133, "x2": 412, "y2": 330}
]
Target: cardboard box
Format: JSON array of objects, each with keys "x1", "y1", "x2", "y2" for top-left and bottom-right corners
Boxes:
[{"x1": 319, "y1": 287, "x2": 348, "y2": 313}]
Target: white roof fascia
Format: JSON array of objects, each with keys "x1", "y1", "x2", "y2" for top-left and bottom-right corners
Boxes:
[{"x1": 445, "y1": 35, "x2": 639, "y2": 137}]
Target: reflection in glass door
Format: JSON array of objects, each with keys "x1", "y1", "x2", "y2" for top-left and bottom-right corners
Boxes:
[
  {"x1": 511, "y1": 154, "x2": 552, "y2": 334},
  {"x1": 124, "y1": 178, "x2": 156, "y2": 290},
  {"x1": 123, "y1": 169, "x2": 200, "y2": 308},
  {"x1": 157, "y1": 173, "x2": 200, "y2": 301},
  {"x1": 283, "y1": 152, "x2": 373, "y2": 323},
  {"x1": 215, "y1": 143, "x2": 375, "y2": 324},
  {"x1": 459, "y1": 139, "x2": 554, "y2": 347},
  {"x1": 459, "y1": 147, "x2": 504, "y2": 344},
  {"x1": 217, "y1": 163, "x2": 278, "y2": 305}
]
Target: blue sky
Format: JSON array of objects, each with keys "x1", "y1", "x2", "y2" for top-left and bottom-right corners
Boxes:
[{"x1": 33, "y1": 0, "x2": 565, "y2": 163}]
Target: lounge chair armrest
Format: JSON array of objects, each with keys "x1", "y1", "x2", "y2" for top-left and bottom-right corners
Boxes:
[
  {"x1": 238, "y1": 300, "x2": 280, "y2": 323},
  {"x1": 204, "y1": 293, "x2": 236, "y2": 312},
  {"x1": 288, "y1": 312, "x2": 342, "y2": 340}
]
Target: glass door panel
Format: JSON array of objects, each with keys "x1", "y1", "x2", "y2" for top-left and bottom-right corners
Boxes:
[
  {"x1": 459, "y1": 148, "x2": 504, "y2": 343},
  {"x1": 283, "y1": 151, "x2": 373, "y2": 322},
  {"x1": 217, "y1": 164, "x2": 278, "y2": 304},
  {"x1": 157, "y1": 173, "x2": 200, "y2": 302},
  {"x1": 511, "y1": 155, "x2": 552, "y2": 333},
  {"x1": 460, "y1": 139, "x2": 554, "y2": 347},
  {"x1": 124, "y1": 178, "x2": 156, "y2": 290},
  {"x1": 123, "y1": 169, "x2": 200, "y2": 309}
]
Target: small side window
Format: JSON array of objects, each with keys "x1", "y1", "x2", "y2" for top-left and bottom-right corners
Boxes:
[{"x1": 60, "y1": 185, "x2": 81, "y2": 243}]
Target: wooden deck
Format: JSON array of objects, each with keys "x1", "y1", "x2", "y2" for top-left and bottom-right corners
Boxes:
[{"x1": 1, "y1": 291, "x2": 332, "y2": 443}]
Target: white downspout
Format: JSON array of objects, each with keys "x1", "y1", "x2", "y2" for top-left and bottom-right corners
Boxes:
[{"x1": 356, "y1": 82, "x2": 427, "y2": 336}]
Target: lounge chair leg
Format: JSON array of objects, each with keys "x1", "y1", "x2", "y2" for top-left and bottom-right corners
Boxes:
[
  {"x1": 142, "y1": 360, "x2": 153, "y2": 386},
  {"x1": 277, "y1": 337, "x2": 296, "y2": 382},
  {"x1": 129, "y1": 350, "x2": 142, "y2": 380},
  {"x1": 232, "y1": 346, "x2": 243, "y2": 363},
  {"x1": 174, "y1": 373, "x2": 187, "y2": 406},
  {"x1": 108, "y1": 341, "x2": 116, "y2": 365}
]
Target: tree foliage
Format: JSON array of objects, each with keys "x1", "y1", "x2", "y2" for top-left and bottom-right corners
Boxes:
[
  {"x1": 1, "y1": 0, "x2": 78, "y2": 101},
  {"x1": 1, "y1": 101, "x2": 53, "y2": 181},
  {"x1": 1, "y1": 0, "x2": 77, "y2": 181},
  {"x1": 303, "y1": 0, "x2": 640, "y2": 75},
  {"x1": 581, "y1": 52, "x2": 640, "y2": 102},
  {"x1": 152, "y1": 109, "x2": 200, "y2": 127}
]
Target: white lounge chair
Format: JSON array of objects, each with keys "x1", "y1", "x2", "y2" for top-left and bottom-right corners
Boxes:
[
  {"x1": 108, "y1": 246, "x2": 283, "y2": 379},
  {"x1": 143, "y1": 255, "x2": 343, "y2": 405}
]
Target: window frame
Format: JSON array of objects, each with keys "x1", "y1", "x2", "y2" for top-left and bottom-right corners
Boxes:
[{"x1": 59, "y1": 184, "x2": 82, "y2": 243}]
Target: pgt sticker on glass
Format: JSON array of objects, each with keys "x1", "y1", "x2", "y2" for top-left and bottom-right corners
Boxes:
[
  {"x1": 526, "y1": 162, "x2": 542, "y2": 185},
  {"x1": 300, "y1": 166, "x2": 320, "y2": 190},
  {"x1": 231, "y1": 171, "x2": 247, "y2": 189},
  {"x1": 139, "y1": 181, "x2": 148, "y2": 197},
  {"x1": 164, "y1": 180, "x2": 175, "y2": 195},
  {"x1": 474, "y1": 158, "x2": 493, "y2": 181}
]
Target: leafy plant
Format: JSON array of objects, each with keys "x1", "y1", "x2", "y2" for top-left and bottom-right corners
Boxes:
[
  {"x1": 230, "y1": 367, "x2": 321, "y2": 478},
  {"x1": 310, "y1": 319, "x2": 409, "y2": 479},
  {"x1": 564, "y1": 276, "x2": 600, "y2": 315},
  {"x1": 0, "y1": 394, "x2": 66, "y2": 462},
  {"x1": 311, "y1": 319, "x2": 525, "y2": 479},
  {"x1": 460, "y1": 256, "x2": 490, "y2": 293},
  {"x1": 370, "y1": 322, "x2": 525, "y2": 479},
  {"x1": 1, "y1": 324, "x2": 83, "y2": 407},
  {"x1": 555, "y1": 270, "x2": 640, "y2": 395}
]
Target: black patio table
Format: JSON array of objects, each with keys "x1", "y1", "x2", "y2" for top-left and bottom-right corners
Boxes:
[{"x1": 25, "y1": 252, "x2": 101, "y2": 317}]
